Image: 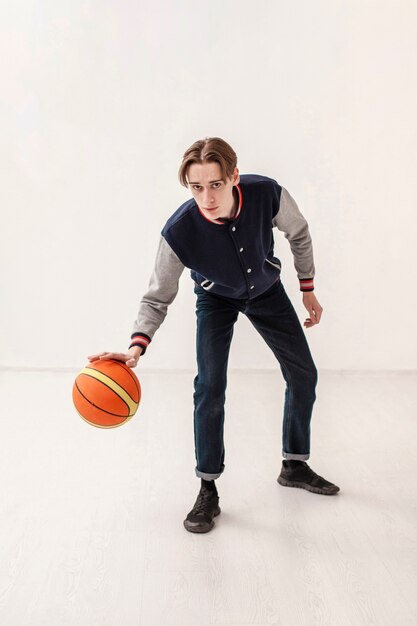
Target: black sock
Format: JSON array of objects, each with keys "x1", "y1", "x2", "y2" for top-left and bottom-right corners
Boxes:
[{"x1": 201, "y1": 478, "x2": 217, "y2": 494}]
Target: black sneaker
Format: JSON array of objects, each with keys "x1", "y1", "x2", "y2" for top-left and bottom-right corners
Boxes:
[
  {"x1": 277, "y1": 460, "x2": 340, "y2": 495},
  {"x1": 183, "y1": 485, "x2": 221, "y2": 533}
]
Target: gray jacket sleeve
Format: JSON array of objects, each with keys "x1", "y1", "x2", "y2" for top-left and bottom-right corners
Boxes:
[
  {"x1": 272, "y1": 186, "x2": 315, "y2": 281},
  {"x1": 130, "y1": 236, "x2": 185, "y2": 350}
]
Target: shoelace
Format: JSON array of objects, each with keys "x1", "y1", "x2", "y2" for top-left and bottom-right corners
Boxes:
[
  {"x1": 193, "y1": 488, "x2": 216, "y2": 514},
  {"x1": 286, "y1": 462, "x2": 337, "y2": 490},
  {"x1": 289, "y1": 463, "x2": 326, "y2": 484},
  {"x1": 301, "y1": 465, "x2": 331, "y2": 486}
]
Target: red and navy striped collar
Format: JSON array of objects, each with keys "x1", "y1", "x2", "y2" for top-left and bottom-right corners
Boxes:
[{"x1": 197, "y1": 184, "x2": 242, "y2": 225}]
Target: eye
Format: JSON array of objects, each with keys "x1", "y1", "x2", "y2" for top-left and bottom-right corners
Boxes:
[
  {"x1": 212, "y1": 182, "x2": 222, "y2": 189},
  {"x1": 192, "y1": 185, "x2": 201, "y2": 190}
]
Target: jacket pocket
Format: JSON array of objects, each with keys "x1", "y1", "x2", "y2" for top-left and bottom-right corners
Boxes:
[
  {"x1": 265, "y1": 256, "x2": 281, "y2": 271},
  {"x1": 192, "y1": 271, "x2": 215, "y2": 291},
  {"x1": 200, "y1": 278, "x2": 215, "y2": 291}
]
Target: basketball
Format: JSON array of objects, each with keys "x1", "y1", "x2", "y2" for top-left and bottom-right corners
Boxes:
[{"x1": 72, "y1": 359, "x2": 141, "y2": 428}]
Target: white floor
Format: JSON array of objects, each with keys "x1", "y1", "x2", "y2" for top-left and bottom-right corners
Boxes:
[{"x1": 0, "y1": 369, "x2": 416, "y2": 626}]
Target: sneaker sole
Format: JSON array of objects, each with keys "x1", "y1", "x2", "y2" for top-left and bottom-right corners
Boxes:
[
  {"x1": 183, "y1": 507, "x2": 221, "y2": 533},
  {"x1": 277, "y1": 476, "x2": 340, "y2": 495}
]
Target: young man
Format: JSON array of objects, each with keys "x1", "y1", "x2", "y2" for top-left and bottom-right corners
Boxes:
[{"x1": 88, "y1": 136, "x2": 340, "y2": 534}]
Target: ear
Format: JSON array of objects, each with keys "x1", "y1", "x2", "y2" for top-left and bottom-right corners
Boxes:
[{"x1": 233, "y1": 167, "x2": 240, "y2": 185}]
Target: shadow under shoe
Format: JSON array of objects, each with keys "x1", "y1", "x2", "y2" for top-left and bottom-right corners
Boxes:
[
  {"x1": 277, "y1": 460, "x2": 340, "y2": 495},
  {"x1": 183, "y1": 485, "x2": 221, "y2": 533}
]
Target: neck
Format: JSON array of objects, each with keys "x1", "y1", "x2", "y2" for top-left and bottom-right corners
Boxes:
[{"x1": 222, "y1": 187, "x2": 238, "y2": 219}]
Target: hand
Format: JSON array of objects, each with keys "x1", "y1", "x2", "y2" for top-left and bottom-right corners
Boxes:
[
  {"x1": 302, "y1": 292, "x2": 323, "y2": 328},
  {"x1": 87, "y1": 346, "x2": 142, "y2": 368}
]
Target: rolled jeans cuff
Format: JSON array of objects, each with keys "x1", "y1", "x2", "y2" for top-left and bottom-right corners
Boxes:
[
  {"x1": 282, "y1": 450, "x2": 310, "y2": 460},
  {"x1": 195, "y1": 465, "x2": 224, "y2": 480}
]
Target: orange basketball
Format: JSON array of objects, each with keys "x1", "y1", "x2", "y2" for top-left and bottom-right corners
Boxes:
[{"x1": 72, "y1": 359, "x2": 141, "y2": 428}]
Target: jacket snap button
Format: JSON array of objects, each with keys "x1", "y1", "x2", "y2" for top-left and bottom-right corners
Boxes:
[
  {"x1": 231, "y1": 226, "x2": 236, "y2": 231},
  {"x1": 247, "y1": 268, "x2": 252, "y2": 273},
  {"x1": 239, "y1": 247, "x2": 244, "y2": 252},
  {"x1": 250, "y1": 285, "x2": 255, "y2": 289}
]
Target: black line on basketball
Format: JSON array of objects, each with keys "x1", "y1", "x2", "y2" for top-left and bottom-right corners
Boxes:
[
  {"x1": 75, "y1": 379, "x2": 130, "y2": 417},
  {"x1": 114, "y1": 361, "x2": 141, "y2": 396}
]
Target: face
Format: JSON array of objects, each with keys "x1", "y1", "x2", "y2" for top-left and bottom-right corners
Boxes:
[{"x1": 187, "y1": 161, "x2": 240, "y2": 220}]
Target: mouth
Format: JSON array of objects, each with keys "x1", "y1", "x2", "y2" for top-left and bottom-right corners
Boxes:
[{"x1": 203, "y1": 206, "x2": 219, "y2": 211}]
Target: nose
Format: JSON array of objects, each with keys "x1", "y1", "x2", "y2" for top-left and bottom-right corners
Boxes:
[{"x1": 202, "y1": 189, "x2": 215, "y2": 205}]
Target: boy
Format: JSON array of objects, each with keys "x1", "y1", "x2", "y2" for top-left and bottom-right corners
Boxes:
[{"x1": 88, "y1": 136, "x2": 340, "y2": 534}]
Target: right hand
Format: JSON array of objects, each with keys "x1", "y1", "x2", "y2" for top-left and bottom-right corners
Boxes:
[{"x1": 87, "y1": 346, "x2": 143, "y2": 368}]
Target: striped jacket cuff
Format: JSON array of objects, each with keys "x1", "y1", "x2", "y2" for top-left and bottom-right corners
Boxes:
[
  {"x1": 129, "y1": 333, "x2": 151, "y2": 355},
  {"x1": 299, "y1": 278, "x2": 314, "y2": 292}
]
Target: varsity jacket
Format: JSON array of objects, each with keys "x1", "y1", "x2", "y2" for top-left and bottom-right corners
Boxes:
[{"x1": 129, "y1": 174, "x2": 315, "y2": 354}]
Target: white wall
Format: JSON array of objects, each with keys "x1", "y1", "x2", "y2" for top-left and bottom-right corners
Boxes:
[{"x1": 1, "y1": 0, "x2": 416, "y2": 371}]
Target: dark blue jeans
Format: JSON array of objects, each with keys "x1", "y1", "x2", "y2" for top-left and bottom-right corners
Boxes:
[{"x1": 193, "y1": 279, "x2": 318, "y2": 480}]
